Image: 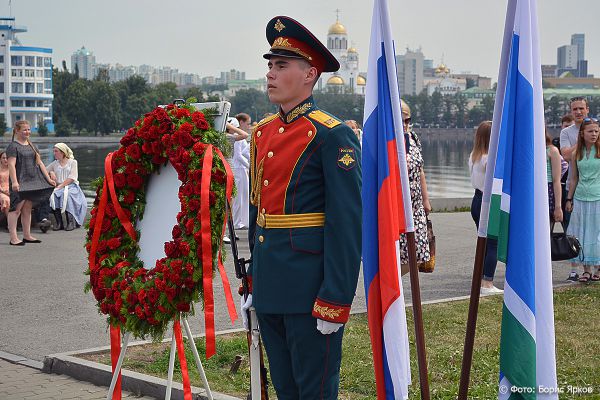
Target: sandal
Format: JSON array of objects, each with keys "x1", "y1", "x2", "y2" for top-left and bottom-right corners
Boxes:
[
  {"x1": 591, "y1": 274, "x2": 600, "y2": 282},
  {"x1": 579, "y1": 271, "x2": 592, "y2": 283}
]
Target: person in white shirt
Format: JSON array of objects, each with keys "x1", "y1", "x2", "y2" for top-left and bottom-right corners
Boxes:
[
  {"x1": 232, "y1": 113, "x2": 251, "y2": 229},
  {"x1": 468, "y1": 121, "x2": 503, "y2": 295},
  {"x1": 559, "y1": 97, "x2": 589, "y2": 282},
  {"x1": 46, "y1": 143, "x2": 87, "y2": 231}
]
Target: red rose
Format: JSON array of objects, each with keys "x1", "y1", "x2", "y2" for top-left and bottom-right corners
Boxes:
[
  {"x1": 165, "y1": 287, "x2": 177, "y2": 301},
  {"x1": 97, "y1": 240, "x2": 108, "y2": 252},
  {"x1": 176, "y1": 108, "x2": 191, "y2": 119},
  {"x1": 209, "y1": 191, "x2": 216, "y2": 206},
  {"x1": 122, "y1": 191, "x2": 135, "y2": 205},
  {"x1": 180, "y1": 150, "x2": 192, "y2": 165},
  {"x1": 170, "y1": 259, "x2": 183, "y2": 272},
  {"x1": 136, "y1": 288, "x2": 146, "y2": 303},
  {"x1": 176, "y1": 303, "x2": 190, "y2": 312},
  {"x1": 161, "y1": 134, "x2": 171, "y2": 147},
  {"x1": 105, "y1": 204, "x2": 116, "y2": 218},
  {"x1": 147, "y1": 289, "x2": 159, "y2": 304},
  {"x1": 128, "y1": 174, "x2": 143, "y2": 190},
  {"x1": 177, "y1": 129, "x2": 193, "y2": 148},
  {"x1": 165, "y1": 241, "x2": 179, "y2": 257},
  {"x1": 188, "y1": 199, "x2": 200, "y2": 211},
  {"x1": 181, "y1": 184, "x2": 193, "y2": 197},
  {"x1": 151, "y1": 141, "x2": 163, "y2": 155},
  {"x1": 114, "y1": 173, "x2": 126, "y2": 189},
  {"x1": 177, "y1": 211, "x2": 186, "y2": 223},
  {"x1": 127, "y1": 292, "x2": 138, "y2": 305},
  {"x1": 178, "y1": 241, "x2": 190, "y2": 255},
  {"x1": 192, "y1": 141, "x2": 207, "y2": 154},
  {"x1": 135, "y1": 305, "x2": 145, "y2": 319},
  {"x1": 152, "y1": 155, "x2": 168, "y2": 164},
  {"x1": 141, "y1": 142, "x2": 153, "y2": 155},
  {"x1": 192, "y1": 112, "x2": 209, "y2": 130},
  {"x1": 185, "y1": 219, "x2": 195, "y2": 235},
  {"x1": 193, "y1": 184, "x2": 202, "y2": 196},
  {"x1": 196, "y1": 244, "x2": 202, "y2": 258},
  {"x1": 107, "y1": 237, "x2": 121, "y2": 250},
  {"x1": 211, "y1": 169, "x2": 226, "y2": 184},
  {"x1": 172, "y1": 225, "x2": 182, "y2": 238},
  {"x1": 126, "y1": 144, "x2": 142, "y2": 160}
]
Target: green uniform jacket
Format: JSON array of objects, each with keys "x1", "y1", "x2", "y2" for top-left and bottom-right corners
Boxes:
[{"x1": 248, "y1": 96, "x2": 362, "y2": 323}]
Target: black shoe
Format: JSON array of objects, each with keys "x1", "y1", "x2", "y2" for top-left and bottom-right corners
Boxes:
[
  {"x1": 52, "y1": 210, "x2": 64, "y2": 231},
  {"x1": 10, "y1": 241, "x2": 25, "y2": 246},
  {"x1": 65, "y1": 212, "x2": 75, "y2": 231},
  {"x1": 235, "y1": 235, "x2": 240, "y2": 241},
  {"x1": 39, "y1": 218, "x2": 51, "y2": 233},
  {"x1": 566, "y1": 272, "x2": 579, "y2": 282},
  {"x1": 23, "y1": 238, "x2": 42, "y2": 243}
]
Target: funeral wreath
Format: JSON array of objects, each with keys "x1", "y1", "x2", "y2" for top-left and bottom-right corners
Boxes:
[{"x1": 85, "y1": 100, "x2": 233, "y2": 342}]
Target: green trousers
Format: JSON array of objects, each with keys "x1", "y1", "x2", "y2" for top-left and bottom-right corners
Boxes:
[{"x1": 257, "y1": 313, "x2": 344, "y2": 400}]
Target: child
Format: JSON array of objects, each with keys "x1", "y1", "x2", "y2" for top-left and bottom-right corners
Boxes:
[{"x1": 566, "y1": 117, "x2": 600, "y2": 282}]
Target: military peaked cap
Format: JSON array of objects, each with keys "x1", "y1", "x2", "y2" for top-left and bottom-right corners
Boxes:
[{"x1": 264, "y1": 16, "x2": 340, "y2": 73}]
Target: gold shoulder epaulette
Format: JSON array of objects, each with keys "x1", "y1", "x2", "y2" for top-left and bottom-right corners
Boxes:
[
  {"x1": 308, "y1": 110, "x2": 341, "y2": 128},
  {"x1": 255, "y1": 113, "x2": 279, "y2": 129}
]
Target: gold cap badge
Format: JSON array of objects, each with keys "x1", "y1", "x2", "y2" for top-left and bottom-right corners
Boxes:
[{"x1": 274, "y1": 19, "x2": 285, "y2": 32}]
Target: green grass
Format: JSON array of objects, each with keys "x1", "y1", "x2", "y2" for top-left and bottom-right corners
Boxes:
[{"x1": 82, "y1": 285, "x2": 600, "y2": 399}]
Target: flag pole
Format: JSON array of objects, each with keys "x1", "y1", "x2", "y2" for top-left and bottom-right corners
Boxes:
[
  {"x1": 457, "y1": 236, "x2": 487, "y2": 400},
  {"x1": 407, "y1": 231, "x2": 430, "y2": 400}
]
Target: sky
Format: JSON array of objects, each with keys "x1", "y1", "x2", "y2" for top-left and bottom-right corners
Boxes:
[{"x1": 2, "y1": 0, "x2": 599, "y2": 83}]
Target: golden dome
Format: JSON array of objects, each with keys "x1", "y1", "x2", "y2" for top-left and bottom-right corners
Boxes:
[
  {"x1": 327, "y1": 75, "x2": 345, "y2": 85},
  {"x1": 435, "y1": 63, "x2": 450, "y2": 75},
  {"x1": 347, "y1": 47, "x2": 358, "y2": 54},
  {"x1": 357, "y1": 75, "x2": 366, "y2": 86},
  {"x1": 328, "y1": 21, "x2": 347, "y2": 35}
]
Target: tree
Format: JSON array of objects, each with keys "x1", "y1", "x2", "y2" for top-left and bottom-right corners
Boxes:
[
  {"x1": 181, "y1": 86, "x2": 205, "y2": 103},
  {"x1": 150, "y1": 82, "x2": 180, "y2": 108},
  {"x1": 52, "y1": 65, "x2": 79, "y2": 127},
  {"x1": 55, "y1": 119, "x2": 72, "y2": 137},
  {"x1": 87, "y1": 81, "x2": 120, "y2": 135},
  {"x1": 37, "y1": 119, "x2": 48, "y2": 137},
  {"x1": 64, "y1": 79, "x2": 90, "y2": 134},
  {"x1": 0, "y1": 114, "x2": 7, "y2": 134},
  {"x1": 442, "y1": 96, "x2": 454, "y2": 128},
  {"x1": 480, "y1": 95, "x2": 495, "y2": 122},
  {"x1": 453, "y1": 93, "x2": 468, "y2": 128},
  {"x1": 114, "y1": 76, "x2": 151, "y2": 129},
  {"x1": 229, "y1": 89, "x2": 276, "y2": 121},
  {"x1": 466, "y1": 78, "x2": 477, "y2": 89},
  {"x1": 313, "y1": 93, "x2": 365, "y2": 124},
  {"x1": 430, "y1": 91, "x2": 443, "y2": 127}
]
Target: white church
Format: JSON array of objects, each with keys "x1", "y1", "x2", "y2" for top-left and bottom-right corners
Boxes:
[{"x1": 317, "y1": 18, "x2": 366, "y2": 95}]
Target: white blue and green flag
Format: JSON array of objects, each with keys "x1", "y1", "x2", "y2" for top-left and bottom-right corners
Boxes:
[{"x1": 478, "y1": 0, "x2": 558, "y2": 398}]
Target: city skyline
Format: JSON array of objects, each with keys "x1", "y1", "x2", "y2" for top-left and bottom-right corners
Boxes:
[{"x1": 1, "y1": 0, "x2": 598, "y2": 82}]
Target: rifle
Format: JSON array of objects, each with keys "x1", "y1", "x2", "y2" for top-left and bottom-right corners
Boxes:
[{"x1": 226, "y1": 202, "x2": 269, "y2": 400}]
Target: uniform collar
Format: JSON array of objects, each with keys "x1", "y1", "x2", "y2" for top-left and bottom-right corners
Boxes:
[{"x1": 279, "y1": 96, "x2": 316, "y2": 124}]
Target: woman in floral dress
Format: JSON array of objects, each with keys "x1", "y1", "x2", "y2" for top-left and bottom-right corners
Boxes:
[{"x1": 399, "y1": 101, "x2": 431, "y2": 273}]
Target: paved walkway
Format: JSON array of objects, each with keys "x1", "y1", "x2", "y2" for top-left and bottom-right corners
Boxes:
[
  {"x1": 0, "y1": 359, "x2": 152, "y2": 400},
  {"x1": 0, "y1": 212, "x2": 573, "y2": 398}
]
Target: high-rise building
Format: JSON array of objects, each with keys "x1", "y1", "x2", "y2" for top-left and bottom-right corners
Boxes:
[
  {"x1": 396, "y1": 48, "x2": 424, "y2": 95},
  {"x1": 0, "y1": 17, "x2": 54, "y2": 131},
  {"x1": 571, "y1": 34, "x2": 584, "y2": 62},
  {"x1": 557, "y1": 44, "x2": 578, "y2": 76},
  {"x1": 71, "y1": 46, "x2": 96, "y2": 79}
]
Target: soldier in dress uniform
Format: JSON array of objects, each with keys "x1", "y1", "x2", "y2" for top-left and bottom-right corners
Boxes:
[{"x1": 241, "y1": 15, "x2": 362, "y2": 400}]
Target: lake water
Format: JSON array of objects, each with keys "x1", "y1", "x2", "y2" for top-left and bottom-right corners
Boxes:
[{"x1": 34, "y1": 134, "x2": 475, "y2": 202}]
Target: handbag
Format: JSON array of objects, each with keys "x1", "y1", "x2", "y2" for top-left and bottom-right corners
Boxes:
[
  {"x1": 550, "y1": 222, "x2": 581, "y2": 261},
  {"x1": 418, "y1": 216, "x2": 436, "y2": 273}
]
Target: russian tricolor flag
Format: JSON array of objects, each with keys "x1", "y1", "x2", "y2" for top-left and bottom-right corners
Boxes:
[{"x1": 362, "y1": 0, "x2": 413, "y2": 398}]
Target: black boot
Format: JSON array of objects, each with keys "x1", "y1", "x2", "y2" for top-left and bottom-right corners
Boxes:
[
  {"x1": 65, "y1": 212, "x2": 75, "y2": 231},
  {"x1": 53, "y1": 209, "x2": 64, "y2": 231}
]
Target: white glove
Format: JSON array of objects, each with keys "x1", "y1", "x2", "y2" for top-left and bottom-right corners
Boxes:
[
  {"x1": 316, "y1": 319, "x2": 343, "y2": 335},
  {"x1": 240, "y1": 294, "x2": 253, "y2": 330}
]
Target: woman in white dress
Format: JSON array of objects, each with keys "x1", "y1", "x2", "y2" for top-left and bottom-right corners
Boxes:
[
  {"x1": 230, "y1": 114, "x2": 251, "y2": 229},
  {"x1": 46, "y1": 143, "x2": 87, "y2": 231}
]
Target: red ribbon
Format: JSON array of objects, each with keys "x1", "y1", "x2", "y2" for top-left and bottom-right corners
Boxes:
[
  {"x1": 110, "y1": 324, "x2": 122, "y2": 400},
  {"x1": 214, "y1": 148, "x2": 237, "y2": 325},
  {"x1": 89, "y1": 169, "x2": 109, "y2": 272},
  {"x1": 104, "y1": 153, "x2": 137, "y2": 241},
  {"x1": 173, "y1": 319, "x2": 192, "y2": 400},
  {"x1": 200, "y1": 146, "x2": 216, "y2": 358}
]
